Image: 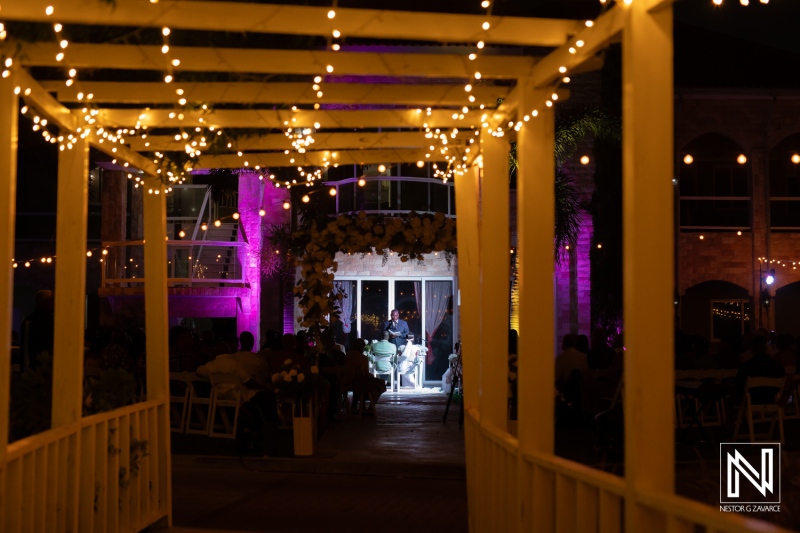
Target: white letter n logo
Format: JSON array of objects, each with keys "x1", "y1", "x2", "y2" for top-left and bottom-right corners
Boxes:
[{"x1": 727, "y1": 449, "x2": 774, "y2": 498}]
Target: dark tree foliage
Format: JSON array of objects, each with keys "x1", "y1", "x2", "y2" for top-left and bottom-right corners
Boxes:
[
  {"x1": 589, "y1": 44, "x2": 623, "y2": 330},
  {"x1": 554, "y1": 169, "x2": 582, "y2": 263}
]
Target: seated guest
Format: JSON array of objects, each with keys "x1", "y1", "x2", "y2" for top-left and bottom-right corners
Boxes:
[
  {"x1": 715, "y1": 335, "x2": 741, "y2": 369},
  {"x1": 576, "y1": 334, "x2": 590, "y2": 355},
  {"x1": 196, "y1": 331, "x2": 278, "y2": 448},
  {"x1": 734, "y1": 335, "x2": 785, "y2": 405},
  {"x1": 774, "y1": 333, "x2": 797, "y2": 370},
  {"x1": 555, "y1": 334, "x2": 588, "y2": 389},
  {"x1": 345, "y1": 339, "x2": 386, "y2": 412},
  {"x1": 587, "y1": 328, "x2": 614, "y2": 369},
  {"x1": 197, "y1": 331, "x2": 270, "y2": 399},
  {"x1": 169, "y1": 326, "x2": 201, "y2": 372},
  {"x1": 268, "y1": 334, "x2": 310, "y2": 374},
  {"x1": 373, "y1": 332, "x2": 397, "y2": 374},
  {"x1": 101, "y1": 328, "x2": 136, "y2": 375},
  {"x1": 691, "y1": 336, "x2": 717, "y2": 369},
  {"x1": 396, "y1": 335, "x2": 419, "y2": 388}
]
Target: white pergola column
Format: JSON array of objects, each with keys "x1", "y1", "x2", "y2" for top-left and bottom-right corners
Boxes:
[
  {"x1": 455, "y1": 162, "x2": 481, "y2": 533},
  {"x1": 142, "y1": 178, "x2": 172, "y2": 525},
  {"x1": 516, "y1": 85, "x2": 556, "y2": 531},
  {"x1": 0, "y1": 71, "x2": 19, "y2": 464},
  {"x1": 622, "y1": 1, "x2": 675, "y2": 527},
  {"x1": 478, "y1": 132, "x2": 510, "y2": 431},
  {"x1": 51, "y1": 138, "x2": 89, "y2": 428}
]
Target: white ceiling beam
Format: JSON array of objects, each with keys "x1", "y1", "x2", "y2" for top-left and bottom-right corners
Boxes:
[
  {"x1": 13, "y1": 68, "x2": 157, "y2": 174},
  {"x1": 17, "y1": 42, "x2": 535, "y2": 79},
  {"x1": 1, "y1": 0, "x2": 582, "y2": 47},
  {"x1": 197, "y1": 148, "x2": 443, "y2": 169},
  {"x1": 529, "y1": 7, "x2": 625, "y2": 90},
  {"x1": 127, "y1": 131, "x2": 462, "y2": 152},
  {"x1": 41, "y1": 81, "x2": 510, "y2": 107},
  {"x1": 94, "y1": 108, "x2": 479, "y2": 130}
]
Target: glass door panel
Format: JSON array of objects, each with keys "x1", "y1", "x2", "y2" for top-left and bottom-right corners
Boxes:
[
  {"x1": 424, "y1": 280, "x2": 454, "y2": 383},
  {"x1": 360, "y1": 280, "x2": 388, "y2": 341},
  {"x1": 394, "y1": 280, "x2": 422, "y2": 344}
]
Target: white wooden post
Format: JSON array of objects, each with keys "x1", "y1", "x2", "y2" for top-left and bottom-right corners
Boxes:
[
  {"x1": 516, "y1": 83, "x2": 556, "y2": 532},
  {"x1": 142, "y1": 178, "x2": 172, "y2": 525},
  {"x1": 51, "y1": 137, "x2": 89, "y2": 427},
  {"x1": 0, "y1": 69, "x2": 18, "y2": 467},
  {"x1": 455, "y1": 163, "x2": 481, "y2": 533},
  {"x1": 50, "y1": 135, "x2": 89, "y2": 533},
  {"x1": 622, "y1": 2, "x2": 675, "y2": 528},
  {"x1": 479, "y1": 132, "x2": 510, "y2": 431}
]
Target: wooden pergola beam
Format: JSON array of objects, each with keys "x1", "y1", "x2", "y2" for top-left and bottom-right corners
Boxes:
[
  {"x1": 127, "y1": 131, "x2": 462, "y2": 152},
  {"x1": 197, "y1": 148, "x2": 441, "y2": 169},
  {"x1": 529, "y1": 6, "x2": 625, "y2": 90},
  {"x1": 1, "y1": 0, "x2": 582, "y2": 47},
  {"x1": 94, "y1": 107, "x2": 477, "y2": 130},
  {"x1": 40, "y1": 81, "x2": 511, "y2": 107},
  {"x1": 13, "y1": 69, "x2": 158, "y2": 174},
  {"x1": 17, "y1": 42, "x2": 536, "y2": 79}
]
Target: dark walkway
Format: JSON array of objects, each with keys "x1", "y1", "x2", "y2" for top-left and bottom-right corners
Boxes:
[{"x1": 165, "y1": 392, "x2": 468, "y2": 533}]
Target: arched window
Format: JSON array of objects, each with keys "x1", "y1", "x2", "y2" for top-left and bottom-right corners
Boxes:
[
  {"x1": 679, "y1": 133, "x2": 750, "y2": 230},
  {"x1": 769, "y1": 133, "x2": 800, "y2": 229}
]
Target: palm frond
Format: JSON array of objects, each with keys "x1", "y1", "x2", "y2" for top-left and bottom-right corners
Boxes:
[
  {"x1": 554, "y1": 106, "x2": 621, "y2": 166},
  {"x1": 554, "y1": 170, "x2": 581, "y2": 264}
]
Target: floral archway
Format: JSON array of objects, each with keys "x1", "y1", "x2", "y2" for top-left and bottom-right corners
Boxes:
[{"x1": 282, "y1": 211, "x2": 457, "y2": 352}]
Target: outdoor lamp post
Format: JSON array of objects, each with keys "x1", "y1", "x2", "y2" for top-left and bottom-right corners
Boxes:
[{"x1": 758, "y1": 263, "x2": 775, "y2": 328}]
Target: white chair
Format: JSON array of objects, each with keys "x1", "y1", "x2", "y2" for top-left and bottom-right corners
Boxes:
[
  {"x1": 208, "y1": 374, "x2": 244, "y2": 439},
  {"x1": 732, "y1": 376, "x2": 786, "y2": 444},
  {"x1": 675, "y1": 369, "x2": 725, "y2": 428},
  {"x1": 169, "y1": 371, "x2": 190, "y2": 433},
  {"x1": 396, "y1": 345, "x2": 423, "y2": 391},
  {"x1": 373, "y1": 355, "x2": 395, "y2": 393},
  {"x1": 185, "y1": 373, "x2": 214, "y2": 435}
]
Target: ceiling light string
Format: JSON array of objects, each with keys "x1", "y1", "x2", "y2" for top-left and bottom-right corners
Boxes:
[
  {"x1": 711, "y1": 0, "x2": 769, "y2": 5},
  {"x1": 315, "y1": 1, "x2": 339, "y2": 106},
  {"x1": 43, "y1": 6, "x2": 97, "y2": 152}
]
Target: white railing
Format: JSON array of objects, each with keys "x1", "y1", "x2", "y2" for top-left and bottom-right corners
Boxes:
[
  {"x1": 2, "y1": 400, "x2": 170, "y2": 533},
  {"x1": 465, "y1": 410, "x2": 791, "y2": 533},
  {"x1": 325, "y1": 176, "x2": 455, "y2": 216},
  {"x1": 101, "y1": 240, "x2": 247, "y2": 286}
]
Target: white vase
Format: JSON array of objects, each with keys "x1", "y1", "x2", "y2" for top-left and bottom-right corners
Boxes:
[{"x1": 292, "y1": 400, "x2": 314, "y2": 456}]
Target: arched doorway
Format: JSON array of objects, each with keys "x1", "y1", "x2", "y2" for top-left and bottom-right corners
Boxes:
[
  {"x1": 775, "y1": 281, "x2": 800, "y2": 337},
  {"x1": 681, "y1": 280, "x2": 752, "y2": 340}
]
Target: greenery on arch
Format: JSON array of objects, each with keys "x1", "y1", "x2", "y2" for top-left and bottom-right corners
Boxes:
[{"x1": 285, "y1": 211, "x2": 456, "y2": 352}]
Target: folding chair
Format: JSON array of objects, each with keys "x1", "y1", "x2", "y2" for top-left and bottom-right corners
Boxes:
[
  {"x1": 208, "y1": 374, "x2": 244, "y2": 439},
  {"x1": 732, "y1": 376, "x2": 786, "y2": 444},
  {"x1": 169, "y1": 371, "x2": 190, "y2": 433},
  {"x1": 373, "y1": 355, "x2": 395, "y2": 393},
  {"x1": 185, "y1": 373, "x2": 214, "y2": 435}
]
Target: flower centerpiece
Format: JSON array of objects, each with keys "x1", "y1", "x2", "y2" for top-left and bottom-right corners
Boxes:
[{"x1": 271, "y1": 359, "x2": 319, "y2": 418}]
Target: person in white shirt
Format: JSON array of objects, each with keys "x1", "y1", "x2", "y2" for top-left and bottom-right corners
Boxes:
[
  {"x1": 196, "y1": 331, "x2": 279, "y2": 452},
  {"x1": 197, "y1": 331, "x2": 269, "y2": 402}
]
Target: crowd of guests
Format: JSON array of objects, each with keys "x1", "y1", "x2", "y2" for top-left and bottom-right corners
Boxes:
[{"x1": 548, "y1": 325, "x2": 797, "y2": 425}]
